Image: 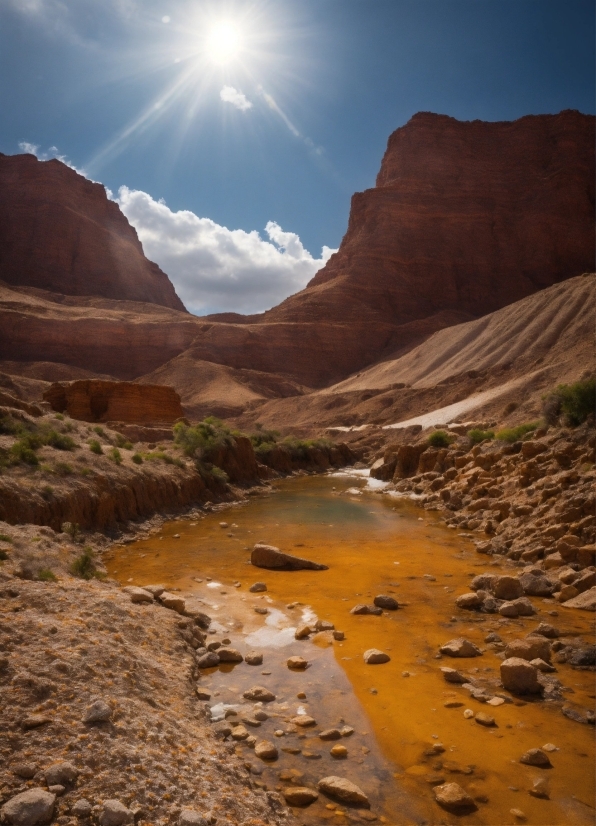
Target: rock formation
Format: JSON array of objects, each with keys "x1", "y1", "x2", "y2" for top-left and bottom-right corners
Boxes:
[
  {"x1": 43, "y1": 380, "x2": 184, "y2": 425},
  {"x1": 0, "y1": 153, "x2": 185, "y2": 310}
]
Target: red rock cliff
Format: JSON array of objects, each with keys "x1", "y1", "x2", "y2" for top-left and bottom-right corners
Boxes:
[
  {"x1": 0, "y1": 153, "x2": 186, "y2": 311},
  {"x1": 186, "y1": 110, "x2": 595, "y2": 386}
]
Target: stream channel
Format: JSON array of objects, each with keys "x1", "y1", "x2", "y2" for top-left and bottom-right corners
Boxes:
[{"x1": 105, "y1": 472, "x2": 595, "y2": 826}]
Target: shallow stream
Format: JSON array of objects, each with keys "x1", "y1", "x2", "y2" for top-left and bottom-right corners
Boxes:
[{"x1": 105, "y1": 474, "x2": 595, "y2": 825}]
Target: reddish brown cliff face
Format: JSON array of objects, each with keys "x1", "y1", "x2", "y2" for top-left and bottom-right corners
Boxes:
[
  {"x1": 0, "y1": 153, "x2": 185, "y2": 311},
  {"x1": 43, "y1": 379, "x2": 184, "y2": 425},
  {"x1": 189, "y1": 110, "x2": 594, "y2": 386}
]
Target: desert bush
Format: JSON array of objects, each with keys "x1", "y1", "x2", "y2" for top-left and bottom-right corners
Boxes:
[
  {"x1": 45, "y1": 429, "x2": 76, "y2": 450},
  {"x1": 88, "y1": 439, "x2": 103, "y2": 455},
  {"x1": 54, "y1": 462, "x2": 73, "y2": 476},
  {"x1": 132, "y1": 452, "x2": 143, "y2": 464},
  {"x1": 108, "y1": 447, "x2": 122, "y2": 465},
  {"x1": 0, "y1": 533, "x2": 13, "y2": 543},
  {"x1": 54, "y1": 413, "x2": 64, "y2": 420},
  {"x1": 210, "y1": 466, "x2": 229, "y2": 484},
  {"x1": 0, "y1": 414, "x2": 24, "y2": 436},
  {"x1": 427, "y1": 430, "x2": 453, "y2": 448},
  {"x1": 250, "y1": 429, "x2": 280, "y2": 449},
  {"x1": 10, "y1": 440, "x2": 40, "y2": 465},
  {"x1": 173, "y1": 417, "x2": 234, "y2": 458},
  {"x1": 542, "y1": 379, "x2": 595, "y2": 426},
  {"x1": 114, "y1": 433, "x2": 133, "y2": 449},
  {"x1": 37, "y1": 569, "x2": 57, "y2": 582},
  {"x1": 468, "y1": 429, "x2": 495, "y2": 444},
  {"x1": 495, "y1": 422, "x2": 538, "y2": 442},
  {"x1": 70, "y1": 547, "x2": 98, "y2": 580},
  {"x1": 62, "y1": 521, "x2": 80, "y2": 541},
  {"x1": 92, "y1": 425, "x2": 105, "y2": 437}
]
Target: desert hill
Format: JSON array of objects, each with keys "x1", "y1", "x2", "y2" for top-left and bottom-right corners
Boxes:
[
  {"x1": 231, "y1": 273, "x2": 595, "y2": 434},
  {"x1": 0, "y1": 152, "x2": 185, "y2": 310}
]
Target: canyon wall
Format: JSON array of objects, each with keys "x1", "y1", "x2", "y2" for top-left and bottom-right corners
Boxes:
[
  {"x1": 43, "y1": 379, "x2": 185, "y2": 425},
  {"x1": 0, "y1": 153, "x2": 185, "y2": 310}
]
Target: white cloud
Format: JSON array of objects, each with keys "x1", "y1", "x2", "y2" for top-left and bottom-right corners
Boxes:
[
  {"x1": 18, "y1": 141, "x2": 88, "y2": 177},
  {"x1": 116, "y1": 186, "x2": 336, "y2": 315},
  {"x1": 220, "y1": 85, "x2": 253, "y2": 112}
]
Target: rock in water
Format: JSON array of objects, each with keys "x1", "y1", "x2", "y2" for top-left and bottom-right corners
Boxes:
[
  {"x1": 520, "y1": 749, "x2": 552, "y2": 767},
  {"x1": 373, "y1": 594, "x2": 399, "y2": 610},
  {"x1": 434, "y1": 783, "x2": 477, "y2": 813},
  {"x1": 363, "y1": 649, "x2": 390, "y2": 664},
  {"x1": 563, "y1": 586, "x2": 596, "y2": 610},
  {"x1": 251, "y1": 544, "x2": 328, "y2": 570},
  {"x1": 281, "y1": 787, "x2": 319, "y2": 807},
  {"x1": 2, "y1": 790, "x2": 55, "y2": 826},
  {"x1": 440, "y1": 638, "x2": 482, "y2": 658},
  {"x1": 317, "y1": 776, "x2": 370, "y2": 807},
  {"x1": 500, "y1": 658, "x2": 541, "y2": 695},
  {"x1": 254, "y1": 741, "x2": 278, "y2": 760},
  {"x1": 243, "y1": 686, "x2": 276, "y2": 702}
]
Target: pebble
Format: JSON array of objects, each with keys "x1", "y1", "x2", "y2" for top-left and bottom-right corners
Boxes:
[
  {"x1": 244, "y1": 652, "x2": 263, "y2": 666},
  {"x1": 83, "y1": 699, "x2": 112, "y2": 724},
  {"x1": 319, "y1": 728, "x2": 342, "y2": 741},
  {"x1": 463, "y1": 709, "x2": 474, "y2": 719},
  {"x1": 434, "y1": 783, "x2": 477, "y2": 813},
  {"x1": 254, "y1": 740, "x2": 279, "y2": 760},
  {"x1": 99, "y1": 800, "x2": 132, "y2": 826},
  {"x1": 281, "y1": 787, "x2": 319, "y2": 807},
  {"x1": 529, "y1": 777, "x2": 550, "y2": 799},
  {"x1": 542, "y1": 743, "x2": 558, "y2": 752},
  {"x1": 510, "y1": 809, "x2": 527, "y2": 821},
  {"x1": 243, "y1": 686, "x2": 276, "y2": 702},
  {"x1": 475, "y1": 712, "x2": 496, "y2": 727},
  {"x1": 316, "y1": 776, "x2": 369, "y2": 806},
  {"x1": 330, "y1": 745, "x2": 348, "y2": 759},
  {"x1": 294, "y1": 625, "x2": 312, "y2": 640},
  {"x1": 254, "y1": 607, "x2": 269, "y2": 615},
  {"x1": 249, "y1": 583, "x2": 267, "y2": 593},
  {"x1": 291, "y1": 715, "x2": 317, "y2": 727},
  {"x1": 363, "y1": 649, "x2": 390, "y2": 664},
  {"x1": 287, "y1": 656, "x2": 309, "y2": 670},
  {"x1": 520, "y1": 749, "x2": 551, "y2": 767}
]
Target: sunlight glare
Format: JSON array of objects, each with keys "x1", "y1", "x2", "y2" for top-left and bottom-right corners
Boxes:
[{"x1": 206, "y1": 22, "x2": 241, "y2": 64}]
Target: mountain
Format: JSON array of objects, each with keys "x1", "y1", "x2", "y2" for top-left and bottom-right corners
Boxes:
[{"x1": 0, "y1": 152, "x2": 185, "y2": 311}]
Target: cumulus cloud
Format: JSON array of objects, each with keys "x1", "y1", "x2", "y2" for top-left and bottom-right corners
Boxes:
[
  {"x1": 18, "y1": 141, "x2": 88, "y2": 177},
  {"x1": 220, "y1": 86, "x2": 253, "y2": 112},
  {"x1": 117, "y1": 186, "x2": 337, "y2": 315}
]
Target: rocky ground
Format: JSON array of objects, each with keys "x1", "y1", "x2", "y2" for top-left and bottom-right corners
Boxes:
[{"x1": 371, "y1": 420, "x2": 596, "y2": 617}]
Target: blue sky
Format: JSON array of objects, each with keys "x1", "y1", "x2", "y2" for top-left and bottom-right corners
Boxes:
[{"x1": 1, "y1": 0, "x2": 594, "y2": 314}]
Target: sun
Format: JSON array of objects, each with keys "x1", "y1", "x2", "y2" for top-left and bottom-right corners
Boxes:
[{"x1": 205, "y1": 22, "x2": 242, "y2": 65}]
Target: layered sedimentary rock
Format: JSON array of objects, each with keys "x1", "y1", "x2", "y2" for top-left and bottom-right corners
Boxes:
[
  {"x1": 43, "y1": 379, "x2": 184, "y2": 425},
  {"x1": 178, "y1": 110, "x2": 595, "y2": 387},
  {"x1": 0, "y1": 153, "x2": 185, "y2": 310}
]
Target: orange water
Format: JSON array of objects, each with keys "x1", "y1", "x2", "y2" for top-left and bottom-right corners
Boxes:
[{"x1": 105, "y1": 475, "x2": 595, "y2": 825}]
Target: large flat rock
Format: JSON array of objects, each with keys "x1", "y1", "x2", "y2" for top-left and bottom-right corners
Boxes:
[{"x1": 251, "y1": 544, "x2": 328, "y2": 571}]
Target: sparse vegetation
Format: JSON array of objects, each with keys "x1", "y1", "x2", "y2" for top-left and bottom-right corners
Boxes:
[
  {"x1": 42, "y1": 485, "x2": 54, "y2": 498},
  {"x1": 542, "y1": 378, "x2": 595, "y2": 426},
  {"x1": 503, "y1": 401, "x2": 518, "y2": 416},
  {"x1": 54, "y1": 462, "x2": 73, "y2": 476},
  {"x1": 10, "y1": 439, "x2": 40, "y2": 466},
  {"x1": 108, "y1": 447, "x2": 122, "y2": 465},
  {"x1": 132, "y1": 452, "x2": 143, "y2": 464},
  {"x1": 0, "y1": 534, "x2": 13, "y2": 543},
  {"x1": 468, "y1": 429, "x2": 495, "y2": 444},
  {"x1": 70, "y1": 546, "x2": 98, "y2": 580},
  {"x1": 54, "y1": 413, "x2": 64, "y2": 420},
  {"x1": 62, "y1": 521, "x2": 80, "y2": 541},
  {"x1": 92, "y1": 425, "x2": 105, "y2": 437},
  {"x1": 45, "y1": 429, "x2": 76, "y2": 450},
  {"x1": 427, "y1": 430, "x2": 453, "y2": 448},
  {"x1": 173, "y1": 417, "x2": 235, "y2": 459},
  {"x1": 115, "y1": 433, "x2": 133, "y2": 450},
  {"x1": 495, "y1": 422, "x2": 539, "y2": 442},
  {"x1": 37, "y1": 569, "x2": 57, "y2": 582},
  {"x1": 89, "y1": 439, "x2": 103, "y2": 455}
]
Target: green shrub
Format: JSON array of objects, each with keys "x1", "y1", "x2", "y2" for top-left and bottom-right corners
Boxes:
[
  {"x1": 427, "y1": 430, "x2": 453, "y2": 448},
  {"x1": 495, "y1": 422, "x2": 538, "y2": 443},
  {"x1": 210, "y1": 466, "x2": 229, "y2": 484},
  {"x1": 54, "y1": 413, "x2": 64, "y2": 420},
  {"x1": 108, "y1": 447, "x2": 122, "y2": 465},
  {"x1": 115, "y1": 433, "x2": 133, "y2": 449},
  {"x1": 62, "y1": 521, "x2": 80, "y2": 541},
  {"x1": 11, "y1": 440, "x2": 39, "y2": 465},
  {"x1": 0, "y1": 414, "x2": 23, "y2": 436},
  {"x1": 93, "y1": 425, "x2": 105, "y2": 437},
  {"x1": 45, "y1": 430, "x2": 76, "y2": 450},
  {"x1": 38, "y1": 569, "x2": 57, "y2": 582},
  {"x1": 132, "y1": 452, "x2": 143, "y2": 464},
  {"x1": 80, "y1": 467, "x2": 92, "y2": 476},
  {"x1": 54, "y1": 462, "x2": 73, "y2": 476},
  {"x1": 0, "y1": 533, "x2": 13, "y2": 543},
  {"x1": 70, "y1": 547, "x2": 97, "y2": 580},
  {"x1": 89, "y1": 439, "x2": 103, "y2": 455},
  {"x1": 173, "y1": 417, "x2": 234, "y2": 458},
  {"x1": 250, "y1": 429, "x2": 280, "y2": 449},
  {"x1": 468, "y1": 429, "x2": 495, "y2": 444},
  {"x1": 543, "y1": 379, "x2": 595, "y2": 426}
]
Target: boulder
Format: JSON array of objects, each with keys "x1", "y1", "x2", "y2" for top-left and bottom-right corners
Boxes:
[
  {"x1": 2, "y1": 790, "x2": 55, "y2": 826},
  {"x1": 287, "y1": 656, "x2": 308, "y2": 670},
  {"x1": 216, "y1": 647, "x2": 243, "y2": 663},
  {"x1": 254, "y1": 741, "x2": 278, "y2": 760},
  {"x1": 196, "y1": 651, "x2": 220, "y2": 669},
  {"x1": 351, "y1": 604, "x2": 383, "y2": 616},
  {"x1": 440, "y1": 638, "x2": 482, "y2": 658},
  {"x1": 83, "y1": 700, "x2": 112, "y2": 723},
  {"x1": 433, "y1": 782, "x2": 477, "y2": 813},
  {"x1": 243, "y1": 686, "x2": 276, "y2": 702},
  {"x1": 249, "y1": 582, "x2": 267, "y2": 593},
  {"x1": 281, "y1": 787, "x2": 319, "y2": 807},
  {"x1": 505, "y1": 638, "x2": 551, "y2": 663},
  {"x1": 244, "y1": 652, "x2": 263, "y2": 666},
  {"x1": 178, "y1": 810, "x2": 210, "y2": 826},
  {"x1": 98, "y1": 801, "x2": 132, "y2": 826},
  {"x1": 500, "y1": 658, "x2": 541, "y2": 694},
  {"x1": 44, "y1": 762, "x2": 78, "y2": 787},
  {"x1": 251, "y1": 544, "x2": 328, "y2": 571},
  {"x1": 373, "y1": 594, "x2": 399, "y2": 610},
  {"x1": 455, "y1": 592, "x2": 483, "y2": 609},
  {"x1": 182, "y1": 601, "x2": 212, "y2": 628},
  {"x1": 123, "y1": 586, "x2": 153, "y2": 604},
  {"x1": 493, "y1": 576, "x2": 523, "y2": 601},
  {"x1": 440, "y1": 667, "x2": 467, "y2": 684},
  {"x1": 520, "y1": 749, "x2": 552, "y2": 768},
  {"x1": 159, "y1": 592, "x2": 186, "y2": 613},
  {"x1": 294, "y1": 625, "x2": 312, "y2": 640},
  {"x1": 317, "y1": 776, "x2": 369, "y2": 807},
  {"x1": 519, "y1": 572, "x2": 555, "y2": 597},
  {"x1": 563, "y1": 586, "x2": 596, "y2": 610},
  {"x1": 363, "y1": 649, "x2": 390, "y2": 664},
  {"x1": 71, "y1": 799, "x2": 92, "y2": 818}
]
